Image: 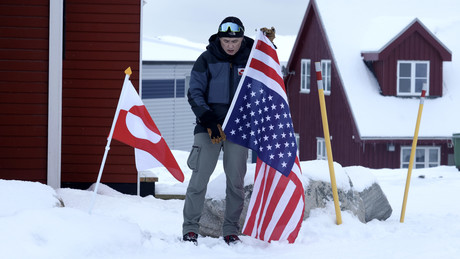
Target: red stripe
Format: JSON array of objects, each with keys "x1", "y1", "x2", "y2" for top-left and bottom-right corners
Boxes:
[
  {"x1": 242, "y1": 161, "x2": 267, "y2": 236},
  {"x1": 249, "y1": 58, "x2": 286, "y2": 92},
  {"x1": 255, "y1": 40, "x2": 279, "y2": 65},
  {"x1": 316, "y1": 71, "x2": 322, "y2": 81},
  {"x1": 259, "y1": 169, "x2": 289, "y2": 239},
  {"x1": 255, "y1": 165, "x2": 276, "y2": 239},
  {"x1": 421, "y1": 90, "x2": 426, "y2": 98},
  {"x1": 270, "y1": 188, "x2": 303, "y2": 242}
]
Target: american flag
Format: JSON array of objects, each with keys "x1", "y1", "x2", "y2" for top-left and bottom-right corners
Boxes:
[{"x1": 223, "y1": 31, "x2": 305, "y2": 243}]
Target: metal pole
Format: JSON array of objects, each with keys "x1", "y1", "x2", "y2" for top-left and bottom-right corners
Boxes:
[
  {"x1": 88, "y1": 67, "x2": 132, "y2": 214},
  {"x1": 400, "y1": 83, "x2": 427, "y2": 223},
  {"x1": 315, "y1": 62, "x2": 342, "y2": 225}
]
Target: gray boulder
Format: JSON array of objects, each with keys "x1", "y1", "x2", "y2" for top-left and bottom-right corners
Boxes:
[{"x1": 198, "y1": 173, "x2": 392, "y2": 238}]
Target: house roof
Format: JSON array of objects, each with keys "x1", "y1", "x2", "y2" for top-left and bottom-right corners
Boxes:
[{"x1": 295, "y1": 0, "x2": 460, "y2": 139}]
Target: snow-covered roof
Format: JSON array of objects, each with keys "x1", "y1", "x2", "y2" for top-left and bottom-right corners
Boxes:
[{"x1": 312, "y1": 0, "x2": 460, "y2": 139}]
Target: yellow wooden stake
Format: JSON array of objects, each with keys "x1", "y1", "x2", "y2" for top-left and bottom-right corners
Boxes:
[
  {"x1": 315, "y1": 62, "x2": 342, "y2": 225},
  {"x1": 400, "y1": 83, "x2": 428, "y2": 223}
]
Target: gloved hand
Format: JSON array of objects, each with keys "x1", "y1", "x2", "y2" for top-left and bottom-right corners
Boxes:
[
  {"x1": 260, "y1": 27, "x2": 276, "y2": 43},
  {"x1": 199, "y1": 110, "x2": 226, "y2": 144}
]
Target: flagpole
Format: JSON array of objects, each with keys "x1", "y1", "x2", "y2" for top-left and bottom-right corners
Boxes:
[
  {"x1": 88, "y1": 67, "x2": 132, "y2": 214},
  {"x1": 400, "y1": 83, "x2": 427, "y2": 223},
  {"x1": 314, "y1": 62, "x2": 342, "y2": 225}
]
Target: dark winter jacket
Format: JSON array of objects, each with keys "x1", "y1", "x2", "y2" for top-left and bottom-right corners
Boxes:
[{"x1": 188, "y1": 34, "x2": 254, "y2": 134}]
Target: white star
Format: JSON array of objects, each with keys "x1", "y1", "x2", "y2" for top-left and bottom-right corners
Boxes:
[
  {"x1": 265, "y1": 115, "x2": 271, "y2": 121},
  {"x1": 254, "y1": 120, "x2": 259, "y2": 125},
  {"x1": 281, "y1": 162, "x2": 287, "y2": 167},
  {"x1": 258, "y1": 109, "x2": 262, "y2": 114},
  {"x1": 269, "y1": 124, "x2": 275, "y2": 130},
  {"x1": 272, "y1": 133, "x2": 277, "y2": 139},
  {"x1": 278, "y1": 152, "x2": 284, "y2": 158},
  {"x1": 278, "y1": 123, "x2": 284, "y2": 129},
  {"x1": 271, "y1": 104, "x2": 277, "y2": 110},
  {"x1": 242, "y1": 134, "x2": 247, "y2": 139},
  {"x1": 287, "y1": 152, "x2": 292, "y2": 157},
  {"x1": 264, "y1": 106, "x2": 269, "y2": 112},
  {"x1": 259, "y1": 89, "x2": 264, "y2": 94},
  {"x1": 246, "y1": 102, "x2": 251, "y2": 108},
  {"x1": 250, "y1": 111, "x2": 255, "y2": 117},
  {"x1": 280, "y1": 103, "x2": 285, "y2": 109},
  {"x1": 268, "y1": 95, "x2": 273, "y2": 101},
  {"x1": 255, "y1": 100, "x2": 260, "y2": 106},
  {"x1": 270, "y1": 154, "x2": 275, "y2": 160},
  {"x1": 250, "y1": 130, "x2": 255, "y2": 136},
  {"x1": 267, "y1": 145, "x2": 272, "y2": 150},
  {"x1": 259, "y1": 146, "x2": 264, "y2": 152},
  {"x1": 263, "y1": 135, "x2": 269, "y2": 141},
  {"x1": 275, "y1": 113, "x2": 280, "y2": 119},
  {"x1": 235, "y1": 118, "x2": 240, "y2": 124},
  {"x1": 281, "y1": 133, "x2": 286, "y2": 138},
  {"x1": 246, "y1": 122, "x2": 251, "y2": 128},
  {"x1": 275, "y1": 143, "x2": 281, "y2": 149},
  {"x1": 247, "y1": 83, "x2": 251, "y2": 88},
  {"x1": 262, "y1": 97, "x2": 266, "y2": 103},
  {"x1": 242, "y1": 114, "x2": 247, "y2": 120},
  {"x1": 250, "y1": 91, "x2": 256, "y2": 97},
  {"x1": 230, "y1": 130, "x2": 236, "y2": 135},
  {"x1": 283, "y1": 112, "x2": 288, "y2": 118},
  {"x1": 239, "y1": 106, "x2": 244, "y2": 112},
  {"x1": 253, "y1": 140, "x2": 258, "y2": 145},
  {"x1": 284, "y1": 142, "x2": 290, "y2": 147},
  {"x1": 238, "y1": 126, "x2": 243, "y2": 131}
]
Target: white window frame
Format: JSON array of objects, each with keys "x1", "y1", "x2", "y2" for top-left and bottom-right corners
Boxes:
[
  {"x1": 321, "y1": 60, "x2": 331, "y2": 95},
  {"x1": 300, "y1": 59, "x2": 311, "y2": 93},
  {"x1": 400, "y1": 146, "x2": 440, "y2": 168},
  {"x1": 397, "y1": 60, "x2": 430, "y2": 96},
  {"x1": 316, "y1": 137, "x2": 327, "y2": 160}
]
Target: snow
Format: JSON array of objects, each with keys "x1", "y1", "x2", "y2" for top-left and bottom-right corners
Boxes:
[
  {"x1": 2, "y1": 150, "x2": 460, "y2": 258},
  {"x1": 313, "y1": 0, "x2": 460, "y2": 138}
]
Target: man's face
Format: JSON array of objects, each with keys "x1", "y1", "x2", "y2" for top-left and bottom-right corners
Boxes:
[{"x1": 219, "y1": 37, "x2": 243, "y2": 56}]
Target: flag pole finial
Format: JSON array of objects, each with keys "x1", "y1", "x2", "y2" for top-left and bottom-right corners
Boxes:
[{"x1": 125, "y1": 67, "x2": 132, "y2": 75}]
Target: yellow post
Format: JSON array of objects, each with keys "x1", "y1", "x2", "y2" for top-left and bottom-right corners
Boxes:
[
  {"x1": 314, "y1": 62, "x2": 342, "y2": 225},
  {"x1": 400, "y1": 83, "x2": 427, "y2": 223}
]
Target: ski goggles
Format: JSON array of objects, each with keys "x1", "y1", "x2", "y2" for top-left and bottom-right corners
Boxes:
[{"x1": 219, "y1": 22, "x2": 244, "y2": 33}]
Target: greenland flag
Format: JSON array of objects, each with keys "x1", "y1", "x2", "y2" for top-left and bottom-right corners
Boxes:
[{"x1": 112, "y1": 76, "x2": 184, "y2": 182}]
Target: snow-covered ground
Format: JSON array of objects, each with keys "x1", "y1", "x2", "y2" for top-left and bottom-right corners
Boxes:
[{"x1": 1, "y1": 150, "x2": 460, "y2": 259}]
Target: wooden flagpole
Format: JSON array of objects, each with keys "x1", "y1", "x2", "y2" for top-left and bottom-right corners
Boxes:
[
  {"x1": 400, "y1": 83, "x2": 427, "y2": 223},
  {"x1": 88, "y1": 67, "x2": 132, "y2": 214},
  {"x1": 314, "y1": 62, "x2": 342, "y2": 225}
]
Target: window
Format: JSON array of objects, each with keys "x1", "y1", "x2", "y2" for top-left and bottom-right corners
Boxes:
[
  {"x1": 321, "y1": 60, "x2": 331, "y2": 95},
  {"x1": 397, "y1": 61, "x2": 430, "y2": 96},
  {"x1": 300, "y1": 59, "x2": 311, "y2": 93},
  {"x1": 400, "y1": 146, "x2": 440, "y2": 168},
  {"x1": 142, "y1": 78, "x2": 186, "y2": 99},
  {"x1": 317, "y1": 137, "x2": 327, "y2": 160}
]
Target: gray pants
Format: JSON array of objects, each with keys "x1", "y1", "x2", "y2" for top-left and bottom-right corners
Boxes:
[{"x1": 182, "y1": 133, "x2": 248, "y2": 237}]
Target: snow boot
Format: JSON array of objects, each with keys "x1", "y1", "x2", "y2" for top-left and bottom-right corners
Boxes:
[
  {"x1": 224, "y1": 235, "x2": 241, "y2": 245},
  {"x1": 182, "y1": 232, "x2": 198, "y2": 245}
]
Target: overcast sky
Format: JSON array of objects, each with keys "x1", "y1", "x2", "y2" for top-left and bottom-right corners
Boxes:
[{"x1": 142, "y1": 0, "x2": 309, "y2": 43}]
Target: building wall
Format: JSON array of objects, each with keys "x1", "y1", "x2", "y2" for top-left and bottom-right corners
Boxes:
[
  {"x1": 61, "y1": 0, "x2": 141, "y2": 184},
  {"x1": 142, "y1": 61, "x2": 196, "y2": 152},
  {"x1": 0, "y1": 0, "x2": 49, "y2": 182}
]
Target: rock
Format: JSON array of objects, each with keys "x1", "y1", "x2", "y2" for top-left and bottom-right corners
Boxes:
[{"x1": 198, "y1": 171, "x2": 392, "y2": 237}]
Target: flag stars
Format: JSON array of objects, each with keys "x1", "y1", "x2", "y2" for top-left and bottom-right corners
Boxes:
[
  {"x1": 271, "y1": 104, "x2": 277, "y2": 110},
  {"x1": 235, "y1": 118, "x2": 240, "y2": 124},
  {"x1": 255, "y1": 100, "x2": 260, "y2": 106},
  {"x1": 239, "y1": 106, "x2": 244, "y2": 112},
  {"x1": 250, "y1": 130, "x2": 255, "y2": 136},
  {"x1": 247, "y1": 83, "x2": 251, "y2": 89},
  {"x1": 280, "y1": 103, "x2": 285, "y2": 109},
  {"x1": 283, "y1": 112, "x2": 288, "y2": 118},
  {"x1": 268, "y1": 95, "x2": 273, "y2": 101},
  {"x1": 250, "y1": 91, "x2": 256, "y2": 97},
  {"x1": 259, "y1": 146, "x2": 264, "y2": 152},
  {"x1": 284, "y1": 142, "x2": 290, "y2": 147},
  {"x1": 265, "y1": 115, "x2": 271, "y2": 121},
  {"x1": 275, "y1": 113, "x2": 280, "y2": 120},
  {"x1": 259, "y1": 89, "x2": 264, "y2": 94},
  {"x1": 287, "y1": 152, "x2": 292, "y2": 157},
  {"x1": 246, "y1": 103, "x2": 251, "y2": 109},
  {"x1": 281, "y1": 133, "x2": 286, "y2": 138},
  {"x1": 250, "y1": 111, "x2": 255, "y2": 117},
  {"x1": 267, "y1": 145, "x2": 272, "y2": 150},
  {"x1": 263, "y1": 135, "x2": 269, "y2": 141},
  {"x1": 281, "y1": 161, "x2": 287, "y2": 168},
  {"x1": 262, "y1": 97, "x2": 266, "y2": 103},
  {"x1": 264, "y1": 106, "x2": 269, "y2": 112},
  {"x1": 246, "y1": 122, "x2": 251, "y2": 128},
  {"x1": 269, "y1": 124, "x2": 275, "y2": 130},
  {"x1": 275, "y1": 143, "x2": 281, "y2": 149},
  {"x1": 230, "y1": 130, "x2": 236, "y2": 135},
  {"x1": 278, "y1": 152, "x2": 284, "y2": 158},
  {"x1": 269, "y1": 154, "x2": 275, "y2": 160},
  {"x1": 278, "y1": 123, "x2": 284, "y2": 129},
  {"x1": 272, "y1": 133, "x2": 277, "y2": 139},
  {"x1": 242, "y1": 134, "x2": 247, "y2": 139}
]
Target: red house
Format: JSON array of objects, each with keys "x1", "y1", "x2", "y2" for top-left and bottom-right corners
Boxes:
[
  {"x1": 285, "y1": 0, "x2": 459, "y2": 169},
  {"x1": 0, "y1": 0, "x2": 142, "y2": 192}
]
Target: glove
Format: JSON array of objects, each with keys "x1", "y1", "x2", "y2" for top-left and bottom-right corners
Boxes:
[
  {"x1": 207, "y1": 124, "x2": 227, "y2": 144},
  {"x1": 260, "y1": 27, "x2": 276, "y2": 43},
  {"x1": 199, "y1": 110, "x2": 226, "y2": 144}
]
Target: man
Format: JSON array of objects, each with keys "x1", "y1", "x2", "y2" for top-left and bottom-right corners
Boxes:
[{"x1": 182, "y1": 16, "x2": 253, "y2": 245}]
